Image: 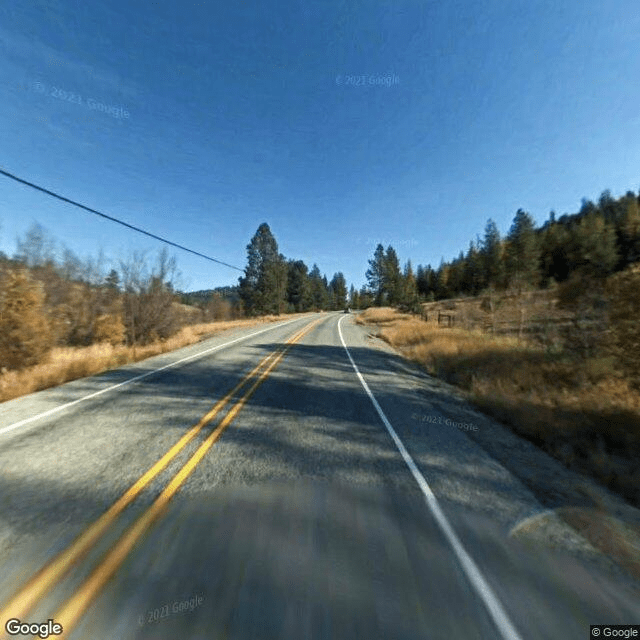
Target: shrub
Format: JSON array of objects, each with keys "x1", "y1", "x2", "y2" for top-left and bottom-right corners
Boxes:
[
  {"x1": 0, "y1": 269, "x2": 52, "y2": 370},
  {"x1": 93, "y1": 313, "x2": 126, "y2": 345},
  {"x1": 607, "y1": 264, "x2": 640, "y2": 388}
]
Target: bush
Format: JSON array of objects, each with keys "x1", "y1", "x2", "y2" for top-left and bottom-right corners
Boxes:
[
  {"x1": 557, "y1": 272, "x2": 610, "y2": 359},
  {"x1": 93, "y1": 313, "x2": 126, "y2": 345},
  {"x1": 0, "y1": 269, "x2": 52, "y2": 370},
  {"x1": 607, "y1": 264, "x2": 640, "y2": 388}
]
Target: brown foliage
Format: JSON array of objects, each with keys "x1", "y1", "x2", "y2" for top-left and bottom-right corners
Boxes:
[
  {"x1": 607, "y1": 264, "x2": 640, "y2": 388},
  {"x1": 0, "y1": 269, "x2": 52, "y2": 370},
  {"x1": 93, "y1": 313, "x2": 126, "y2": 345},
  {"x1": 557, "y1": 272, "x2": 610, "y2": 359},
  {"x1": 358, "y1": 308, "x2": 640, "y2": 508}
]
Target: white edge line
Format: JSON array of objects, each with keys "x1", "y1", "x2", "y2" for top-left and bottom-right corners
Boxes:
[
  {"x1": 0, "y1": 316, "x2": 308, "y2": 438},
  {"x1": 337, "y1": 315, "x2": 525, "y2": 640}
]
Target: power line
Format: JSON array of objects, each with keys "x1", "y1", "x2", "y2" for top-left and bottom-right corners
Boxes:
[{"x1": 0, "y1": 168, "x2": 244, "y2": 272}]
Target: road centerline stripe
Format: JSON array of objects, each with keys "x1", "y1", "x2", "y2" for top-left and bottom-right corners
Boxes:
[
  {"x1": 337, "y1": 315, "x2": 525, "y2": 640},
  {"x1": 0, "y1": 320, "x2": 316, "y2": 629},
  {"x1": 0, "y1": 315, "x2": 311, "y2": 439},
  {"x1": 49, "y1": 318, "x2": 321, "y2": 638}
]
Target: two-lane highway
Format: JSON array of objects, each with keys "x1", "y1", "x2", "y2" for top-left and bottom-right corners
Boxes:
[{"x1": 0, "y1": 312, "x2": 638, "y2": 639}]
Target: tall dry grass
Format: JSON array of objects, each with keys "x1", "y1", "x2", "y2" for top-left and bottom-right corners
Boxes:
[
  {"x1": 361, "y1": 309, "x2": 640, "y2": 507},
  {"x1": 0, "y1": 315, "x2": 287, "y2": 403},
  {"x1": 355, "y1": 307, "x2": 413, "y2": 325}
]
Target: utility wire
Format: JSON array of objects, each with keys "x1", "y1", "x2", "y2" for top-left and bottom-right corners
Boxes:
[{"x1": 0, "y1": 168, "x2": 244, "y2": 272}]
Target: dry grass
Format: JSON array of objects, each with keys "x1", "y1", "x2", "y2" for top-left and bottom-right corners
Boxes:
[
  {"x1": 0, "y1": 315, "x2": 292, "y2": 404},
  {"x1": 355, "y1": 307, "x2": 413, "y2": 325},
  {"x1": 360, "y1": 308, "x2": 640, "y2": 508}
]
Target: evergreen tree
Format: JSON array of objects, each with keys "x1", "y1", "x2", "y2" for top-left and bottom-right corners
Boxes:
[
  {"x1": 105, "y1": 269, "x2": 120, "y2": 291},
  {"x1": 434, "y1": 260, "x2": 450, "y2": 300},
  {"x1": 383, "y1": 246, "x2": 402, "y2": 305},
  {"x1": 348, "y1": 284, "x2": 359, "y2": 309},
  {"x1": 481, "y1": 219, "x2": 505, "y2": 290},
  {"x1": 447, "y1": 252, "x2": 465, "y2": 297},
  {"x1": 540, "y1": 221, "x2": 571, "y2": 284},
  {"x1": 572, "y1": 212, "x2": 618, "y2": 278},
  {"x1": 620, "y1": 196, "x2": 640, "y2": 265},
  {"x1": 358, "y1": 286, "x2": 374, "y2": 308},
  {"x1": 286, "y1": 260, "x2": 312, "y2": 312},
  {"x1": 238, "y1": 223, "x2": 286, "y2": 315},
  {"x1": 329, "y1": 272, "x2": 348, "y2": 310},
  {"x1": 401, "y1": 260, "x2": 419, "y2": 310},
  {"x1": 309, "y1": 264, "x2": 329, "y2": 310},
  {"x1": 506, "y1": 209, "x2": 540, "y2": 291},
  {"x1": 366, "y1": 244, "x2": 386, "y2": 305},
  {"x1": 462, "y1": 241, "x2": 483, "y2": 295},
  {"x1": 416, "y1": 264, "x2": 435, "y2": 299}
]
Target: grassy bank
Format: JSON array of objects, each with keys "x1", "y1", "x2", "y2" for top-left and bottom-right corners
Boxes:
[
  {"x1": 0, "y1": 315, "x2": 289, "y2": 403},
  {"x1": 356, "y1": 307, "x2": 640, "y2": 508}
]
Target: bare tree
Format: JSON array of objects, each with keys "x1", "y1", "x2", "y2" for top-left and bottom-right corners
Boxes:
[
  {"x1": 119, "y1": 248, "x2": 181, "y2": 345},
  {"x1": 14, "y1": 223, "x2": 56, "y2": 268}
]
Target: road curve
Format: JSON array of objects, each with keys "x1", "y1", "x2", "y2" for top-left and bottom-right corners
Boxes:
[{"x1": 0, "y1": 312, "x2": 638, "y2": 640}]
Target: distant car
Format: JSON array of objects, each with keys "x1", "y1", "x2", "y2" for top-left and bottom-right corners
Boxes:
[{"x1": 344, "y1": 308, "x2": 351, "y2": 313}]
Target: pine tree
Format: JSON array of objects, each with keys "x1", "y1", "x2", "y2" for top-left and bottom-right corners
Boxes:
[
  {"x1": 620, "y1": 196, "x2": 640, "y2": 265},
  {"x1": 540, "y1": 221, "x2": 571, "y2": 284},
  {"x1": 329, "y1": 272, "x2": 348, "y2": 310},
  {"x1": 309, "y1": 264, "x2": 329, "y2": 310},
  {"x1": 462, "y1": 241, "x2": 482, "y2": 295},
  {"x1": 506, "y1": 209, "x2": 540, "y2": 291},
  {"x1": 366, "y1": 244, "x2": 386, "y2": 305},
  {"x1": 434, "y1": 260, "x2": 450, "y2": 300},
  {"x1": 416, "y1": 264, "x2": 435, "y2": 299},
  {"x1": 348, "y1": 284, "x2": 358, "y2": 309},
  {"x1": 401, "y1": 260, "x2": 419, "y2": 310},
  {"x1": 286, "y1": 260, "x2": 312, "y2": 312},
  {"x1": 481, "y1": 219, "x2": 505, "y2": 290},
  {"x1": 238, "y1": 223, "x2": 286, "y2": 315},
  {"x1": 383, "y1": 246, "x2": 402, "y2": 305},
  {"x1": 105, "y1": 269, "x2": 120, "y2": 291},
  {"x1": 573, "y1": 212, "x2": 618, "y2": 278}
]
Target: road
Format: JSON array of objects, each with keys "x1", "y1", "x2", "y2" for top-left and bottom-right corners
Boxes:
[{"x1": 0, "y1": 312, "x2": 638, "y2": 639}]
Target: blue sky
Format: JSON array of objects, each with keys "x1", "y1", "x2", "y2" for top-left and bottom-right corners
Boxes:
[{"x1": 1, "y1": 0, "x2": 639, "y2": 291}]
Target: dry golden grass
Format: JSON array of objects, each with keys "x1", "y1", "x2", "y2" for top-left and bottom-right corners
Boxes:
[
  {"x1": 359, "y1": 308, "x2": 640, "y2": 507},
  {"x1": 355, "y1": 307, "x2": 413, "y2": 325},
  {"x1": 0, "y1": 315, "x2": 293, "y2": 404}
]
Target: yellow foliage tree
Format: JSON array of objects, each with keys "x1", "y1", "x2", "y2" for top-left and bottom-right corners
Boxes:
[
  {"x1": 0, "y1": 269, "x2": 52, "y2": 370},
  {"x1": 93, "y1": 313, "x2": 126, "y2": 345}
]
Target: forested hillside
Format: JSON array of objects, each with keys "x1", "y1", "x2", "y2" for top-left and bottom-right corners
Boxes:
[{"x1": 359, "y1": 189, "x2": 640, "y2": 310}]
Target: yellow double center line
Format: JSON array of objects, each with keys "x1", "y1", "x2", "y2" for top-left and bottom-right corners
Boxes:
[{"x1": 0, "y1": 318, "x2": 319, "y2": 638}]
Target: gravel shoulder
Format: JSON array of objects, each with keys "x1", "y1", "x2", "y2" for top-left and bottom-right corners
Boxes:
[{"x1": 358, "y1": 318, "x2": 640, "y2": 588}]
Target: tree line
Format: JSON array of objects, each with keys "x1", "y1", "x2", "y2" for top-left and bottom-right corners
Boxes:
[
  {"x1": 362, "y1": 188, "x2": 640, "y2": 308},
  {"x1": 238, "y1": 223, "x2": 348, "y2": 315},
  {"x1": 0, "y1": 221, "x2": 349, "y2": 372},
  {"x1": 0, "y1": 223, "x2": 191, "y2": 371}
]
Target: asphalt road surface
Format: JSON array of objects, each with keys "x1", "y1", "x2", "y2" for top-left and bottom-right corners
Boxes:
[{"x1": 0, "y1": 312, "x2": 638, "y2": 639}]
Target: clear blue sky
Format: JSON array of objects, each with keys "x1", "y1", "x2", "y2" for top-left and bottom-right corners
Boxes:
[{"x1": 1, "y1": 0, "x2": 639, "y2": 291}]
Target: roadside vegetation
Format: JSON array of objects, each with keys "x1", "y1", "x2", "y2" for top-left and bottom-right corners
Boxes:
[
  {"x1": 356, "y1": 264, "x2": 640, "y2": 509},
  {"x1": 0, "y1": 317, "x2": 287, "y2": 403},
  {"x1": 0, "y1": 222, "x2": 329, "y2": 403},
  {"x1": 353, "y1": 187, "x2": 640, "y2": 509}
]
